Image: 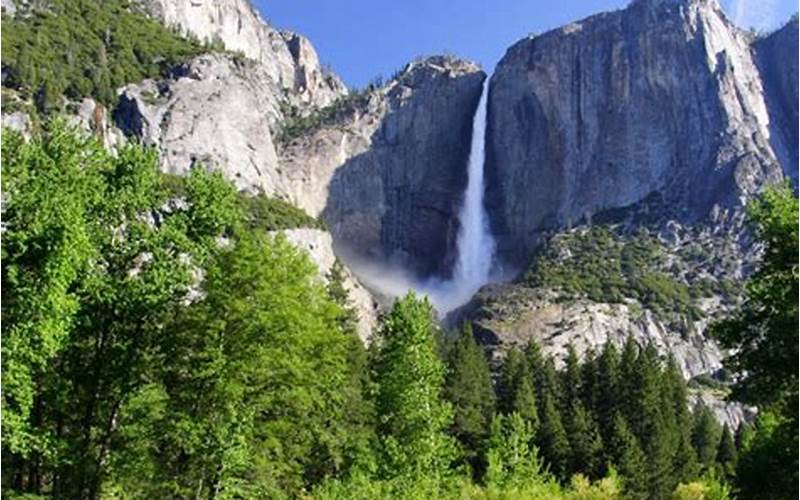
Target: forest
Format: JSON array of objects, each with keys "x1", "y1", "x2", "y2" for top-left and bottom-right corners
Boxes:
[{"x1": 1, "y1": 122, "x2": 797, "y2": 499}]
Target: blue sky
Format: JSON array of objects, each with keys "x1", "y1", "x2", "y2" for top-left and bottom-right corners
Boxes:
[{"x1": 255, "y1": 0, "x2": 798, "y2": 88}]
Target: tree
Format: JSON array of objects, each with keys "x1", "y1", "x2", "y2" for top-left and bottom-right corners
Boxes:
[
  {"x1": 1, "y1": 122, "x2": 250, "y2": 497},
  {"x1": 691, "y1": 405, "x2": 722, "y2": 471},
  {"x1": 372, "y1": 292, "x2": 456, "y2": 479},
  {"x1": 561, "y1": 345, "x2": 582, "y2": 409},
  {"x1": 566, "y1": 401, "x2": 604, "y2": 479},
  {"x1": 537, "y1": 393, "x2": 570, "y2": 481},
  {"x1": 712, "y1": 186, "x2": 798, "y2": 499},
  {"x1": 484, "y1": 412, "x2": 547, "y2": 489},
  {"x1": 444, "y1": 323, "x2": 495, "y2": 473},
  {"x1": 716, "y1": 424, "x2": 737, "y2": 480},
  {"x1": 497, "y1": 347, "x2": 538, "y2": 430},
  {"x1": 609, "y1": 414, "x2": 648, "y2": 500},
  {"x1": 596, "y1": 341, "x2": 621, "y2": 443}
]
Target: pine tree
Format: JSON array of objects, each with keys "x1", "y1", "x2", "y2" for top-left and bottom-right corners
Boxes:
[
  {"x1": 497, "y1": 347, "x2": 539, "y2": 430},
  {"x1": 692, "y1": 404, "x2": 722, "y2": 470},
  {"x1": 664, "y1": 355, "x2": 698, "y2": 484},
  {"x1": 716, "y1": 423, "x2": 737, "y2": 480},
  {"x1": 609, "y1": 414, "x2": 648, "y2": 500},
  {"x1": 618, "y1": 335, "x2": 639, "y2": 427},
  {"x1": 566, "y1": 401, "x2": 604, "y2": 479},
  {"x1": 561, "y1": 344, "x2": 582, "y2": 408},
  {"x1": 372, "y1": 292, "x2": 456, "y2": 478},
  {"x1": 580, "y1": 349, "x2": 599, "y2": 417},
  {"x1": 596, "y1": 341, "x2": 621, "y2": 443},
  {"x1": 536, "y1": 392, "x2": 570, "y2": 481},
  {"x1": 444, "y1": 323, "x2": 495, "y2": 469}
]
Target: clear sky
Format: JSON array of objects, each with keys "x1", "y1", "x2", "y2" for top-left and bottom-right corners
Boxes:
[{"x1": 255, "y1": 0, "x2": 798, "y2": 88}]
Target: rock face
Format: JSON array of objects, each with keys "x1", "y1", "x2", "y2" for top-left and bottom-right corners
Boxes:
[
  {"x1": 462, "y1": 284, "x2": 725, "y2": 379},
  {"x1": 754, "y1": 17, "x2": 799, "y2": 184},
  {"x1": 138, "y1": 0, "x2": 346, "y2": 108},
  {"x1": 486, "y1": 0, "x2": 790, "y2": 268},
  {"x1": 280, "y1": 57, "x2": 486, "y2": 278},
  {"x1": 114, "y1": 54, "x2": 285, "y2": 194},
  {"x1": 279, "y1": 229, "x2": 378, "y2": 341}
]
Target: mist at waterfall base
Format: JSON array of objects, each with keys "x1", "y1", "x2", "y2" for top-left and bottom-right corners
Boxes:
[{"x1": 347, "y1": 80, "x2": 503, "y2": 317}]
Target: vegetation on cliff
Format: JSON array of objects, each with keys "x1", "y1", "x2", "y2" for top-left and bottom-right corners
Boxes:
[{"x1": 1, "y1": 0, "x2": 210, "y2": 112}]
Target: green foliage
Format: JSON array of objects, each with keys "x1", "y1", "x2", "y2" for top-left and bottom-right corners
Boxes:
[
  {"x1": 109, "y1": 231, "x2": 368, "y2": 497},
  {"x1": 1, "y1": 121, "x2": 241, "y2": 496},
  {"x1": 372, "y1": 292, "x2": 457, "y2": 479},
  {"x1": 715, "y1": 425, "x2": 737, "y2": 480},
  {"x1": 691, "y1": 405, "x2": 722, "y2": 470},
  {"x1": 484, "y1": 413, "x2": 547, "y2": 489},
  {"x1": 712, "y1": 185, "x2": 798, "y2": 499},
  {"x1": 735, "y1": 410, "x2": 796, "y2": 499},
  {"x1": 671, "y1": 473, "x2": 732, "y2": 500},
  {"x1": 525, "y1": 226, "x2": 706, "y2": 321},
  {"x1": 237, "y1": 191, "x2": 325, "y2": 231},
  {"x1": 278, "y1": 88, "x2": 373, "y2": 144},
  {"x1": 444, "y1": 324, "x2": 496, "y2": 473},
  {"x1": 1, "y1": 122, "x2": 367, "y2": 498},
  {"x1": 1, "y1": 0, "x2": 207, "y2": 111}
]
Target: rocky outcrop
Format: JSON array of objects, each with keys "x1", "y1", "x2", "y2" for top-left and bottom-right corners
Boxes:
[
  {"x1": 688, "y1": 388, "x2": 756, "y2": 430},
  {"x1": 486, "y1": 0, "x2": 789, "y2": 268},
  {"x1": 114, "y1": 54, "x2": 285, "y2": 193},
  {"x1": 754, "y1": 17, "x2": 799, "y2": 184},
  {"x1": 279, "y1": 56, "x2": 486, "y2": 278},
  {"x1": 460, "y1": 284, "x2": 725, "y2": 379},
  {"x1": 279, "y1": 228, "x2": 378, "y2": 341},
  {"x1": 138, "y1": 0, "x2": 346, "y2": 108}
]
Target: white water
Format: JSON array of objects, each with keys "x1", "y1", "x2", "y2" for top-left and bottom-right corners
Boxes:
[
  {"x1": 343, "y1": 78, "x2": 499, "y2": 316},
  {"x1": 422, "y1": 79, "x2": 497, "y2": 314}
]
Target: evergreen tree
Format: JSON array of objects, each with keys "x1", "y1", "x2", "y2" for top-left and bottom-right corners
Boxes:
[
  {"x1": 716, "y1": 424, "x2": 737, "y2": 480},
  {"x1": 617, "y1": 335, "x2": 639, "y2": 427},
  {"x1": 596, "y1": 341, "x2": 621, "y2": 443},
  {"x1": 580, "y1": 349, "x2": 599, "y2": 417},
  {"x1": 372, "y1": 292, "x2": 456, "y2": 478},
  {"x1": 444, "y1": 323, "x2": 495, "y2": 471},
  {"x1": 691, "y1": 405, "x2": 722, "y2": 470},
  {"x1": 566, "y1": 401, "x2": 604, "y2": 479},
  {"x1": 561, "y1": 344, "x2": 582, "y2": 409},
  {"x1": 609, "y1": 414, "x2": 648, "y2": 500},
  {"x1": 536, "y1": 393, "x2": 570, "y2": 481},
  {"x1": 497, "y1": 347, "x2": 539, "y2": 430}
]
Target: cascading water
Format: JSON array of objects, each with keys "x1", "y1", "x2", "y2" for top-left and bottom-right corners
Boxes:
[{"x1": 424, "y1": 78, "x2": 496, "y2": 314}]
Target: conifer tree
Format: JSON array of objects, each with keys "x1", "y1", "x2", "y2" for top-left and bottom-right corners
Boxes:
[
  {"x1": 596, "y1": 341, "x2": 621, "y2": 442},
  {"x1": 692, "y1": 405, "x2": 722, "y2": 470},
  {"x1": 580, "y1": 349, "x2": 599, "y2": 417},
  {"x1": 444, "y1": 323, "x2": 495, "y2": 469},
  {"x1": 561, "y1": 344, "x2": 582, "y2": 408},
  {"x1": 609, "y1": 414, "x2": 648, "y2": 500},
  {"x1": 498, "y1": 347, "x2": 539, "y2": 431},
  {"x1": 536, "y1": 393, "x2": 570, "y2": 481},
  {"x1": 716, "y1": 424, "x2": 737, "y2": 480},
  {"x1": 566, "y1": 401, "x2": 604, "y2": 479},
  {"x1": 618, "y1": 335, "x2": 640, "y2": 426}
]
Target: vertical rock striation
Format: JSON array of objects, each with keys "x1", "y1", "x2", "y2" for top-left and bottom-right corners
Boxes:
[
  {"x1": 280, "y1": 57, "x2": 486, "y2": 278},
  {"x1": 486, "y1": 0, "x2": 791, "y2": 268},
  {"x1": 754, "y1": 17, "x2": 799, "y2": 184}
]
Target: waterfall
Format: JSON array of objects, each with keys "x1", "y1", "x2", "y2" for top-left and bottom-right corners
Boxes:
[{"x1": 424, "y1": 78, "x2": 496, "y2": 314}]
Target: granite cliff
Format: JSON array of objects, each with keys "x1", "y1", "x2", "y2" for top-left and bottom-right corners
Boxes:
[{"x1": 486, "y1": 0, "x2": 795, "y2": 268}]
